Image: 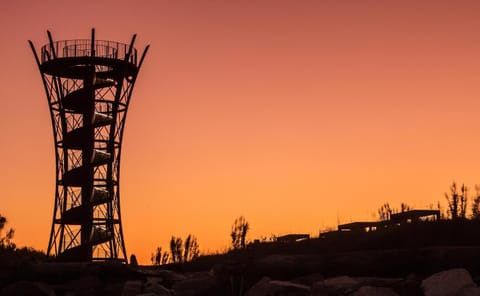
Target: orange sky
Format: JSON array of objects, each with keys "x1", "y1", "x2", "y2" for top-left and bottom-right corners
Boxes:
[{"x1": 1, "y1": 0, "x2": 480, "y2": 264}]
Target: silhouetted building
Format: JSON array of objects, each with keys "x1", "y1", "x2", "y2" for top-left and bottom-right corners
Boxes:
[
  {"x1": 337, "y1": 209, "x2": 441, "y2": 234},
  {"x1": 29, "y1": 29, "x2": 149, "y2": 262},
  {"x1": 338, "y1": 221, "x2": 382, "y2": 232},
  {"x1": 390, "y1": 210, "x2": 440, "y2": 223},
  {"x1": 277, "y1": 234, "x2": 310, "y2": 243}
]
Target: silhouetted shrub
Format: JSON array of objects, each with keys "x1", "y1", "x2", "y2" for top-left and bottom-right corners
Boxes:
[
  {"x1": 231, "y1": 216, "x2": 249, "y2": 250},
  {"x1": 445, "y1": 181, "x2": 468, "y2": 220}
]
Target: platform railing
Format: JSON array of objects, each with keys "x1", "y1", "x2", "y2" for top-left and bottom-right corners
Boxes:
[{"x1": 41, "y1": 39, "x2": 137, "y2": 65}]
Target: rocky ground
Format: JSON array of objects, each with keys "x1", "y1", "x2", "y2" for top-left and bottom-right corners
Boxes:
[
  {"x1": 1, "y1": 246, "x2": 480, "y2": 295},
  {"x1": 1, "y1": 264, "x2": 480, "y2": 295}
]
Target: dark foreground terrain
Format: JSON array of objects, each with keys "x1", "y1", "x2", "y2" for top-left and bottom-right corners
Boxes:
[{"x1": 1, "y1": 220, "x2": 480, "y2": 295}]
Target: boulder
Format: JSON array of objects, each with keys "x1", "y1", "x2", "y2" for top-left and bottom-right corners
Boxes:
[
  {"x1": 244, "y1": 277, "x2": 310, "y2": 296},
  {"x1": 172, "y1": 272, "x2": 217, "y2": 296},
  {"x1": 145, "y1": 277, "x2": 165, "y2": 287},
  {"x1": 257, "y1": 254, "x2": 298, "y2": 268},
  {"x1": 322, "y1": 275, "x2": 358, "y2": 288},
  {"x1": 144, "y1": 279, "x2": 171, "y2": 296},
  {"x1": 66, "y1": 275, "x2": 101, "y2": 296},
  {"x1": 102, "y1": 281, "x2": 126, "y2": 296},
  {"x1": 457, "y1": 286, "x2": 480, "y2": 296},
  {"x1": 311, "y1": 276, "x2": 358, "y2": 295},
  {"x1": 121, "y1": 280, "x2": 143, "y2": 296},
  {"x1": 30, "y1": 262, "x2": 89, "y2": 281},
  {"x1": 0, "y1": 281, "x2": 55, "y2": 296},
  {"x1": 291, "y1": 273, "x2": 324, "y2": 286},
  {"x1": 391, "y1": 274, "x2": 422, "y2": 296},
  {"x1": 351, "y1": 286, "x2": 399, "y2": 296},
  {"x1": 421, "y1": 268, "x2": 475, "y2": 296},
  {"x1": 352, "y1": 277, "x2": 403, "y2": 287},
  {"x1": 141, "y1": 269, "x2": 186, "y2": 288}
]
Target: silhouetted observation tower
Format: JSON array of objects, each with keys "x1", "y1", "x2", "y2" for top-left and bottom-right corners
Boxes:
[{"x1": 29, "y1": 29, "x2": 149, "y2": 262}]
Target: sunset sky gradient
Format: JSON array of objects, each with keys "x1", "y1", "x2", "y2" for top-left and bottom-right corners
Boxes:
[{"x1": 1, "y1": 0, "x2": 480, "y2": 264}]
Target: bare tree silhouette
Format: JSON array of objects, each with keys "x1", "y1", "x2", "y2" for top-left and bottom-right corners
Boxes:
[
  {"x1": 400, "y1": 203, "x2": 412, "y2": 212},
  {"x1": 445, "y1": 181, "x2": 468, "y2": 220},
  {"x1": 170, "y1": 236, "x2": 183, "y2": 263},
  {"x1": 151, "y1": 247, "x2": 162, "y2": 265},
  {"x1": 0, "y1": 215, "x2": 5, "y2": 231},
  {"x1": 161, "y1": 252, "x2": 170, "y2": 265},
  {"x1": 183, "y1": 234, "x2": 200, "y2": 262},
  {"x1": 0, "y1": 214, "x2": 15, "y2": 249},
  {"x1": 378, "y1": 203, "x2": 394, "y2": 221},
  {"x1": 231, "y1": 216, "x2": 249, "y2": 249},
  {"x1": 460, "y1": 184, "x2": 468, "y2": 218},
  {"x1": 151, "y1": 246, "x2": 170, "y2": 265},
  {"x1": 471, "y1": 185, "x2": 480, "y2": 220}
]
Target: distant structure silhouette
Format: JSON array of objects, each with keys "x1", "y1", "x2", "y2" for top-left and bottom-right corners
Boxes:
[
  {"x1": 276, "y1": 234, "x2": 310, "y2": 243},
  {"x1": 337, "y1": 209, "x2": 440, "y2": 233},
  {"x1": 29, "y1": 29, "x2": 149, "y2": 262}
]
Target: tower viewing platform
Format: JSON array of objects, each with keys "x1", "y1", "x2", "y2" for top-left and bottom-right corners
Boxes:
[
  {"x1": 39, "y1": 38, "x2": 139, "y2": 80},
  {"x1": 29, "y1": 29, "x2": 149, "y2": 262}
]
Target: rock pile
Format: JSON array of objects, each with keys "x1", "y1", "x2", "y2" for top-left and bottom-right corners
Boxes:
[
  {"x1": 242, "y1": 268, "x2": 480, "y2": 296},
  {"x1": 1, "y1": 266, "x2": 479, "y2": 296}
]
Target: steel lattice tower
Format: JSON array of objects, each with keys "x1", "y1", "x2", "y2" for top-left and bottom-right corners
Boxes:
[{"x1": 29, "y1": 29, "x2": 149, "y2": 262}]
